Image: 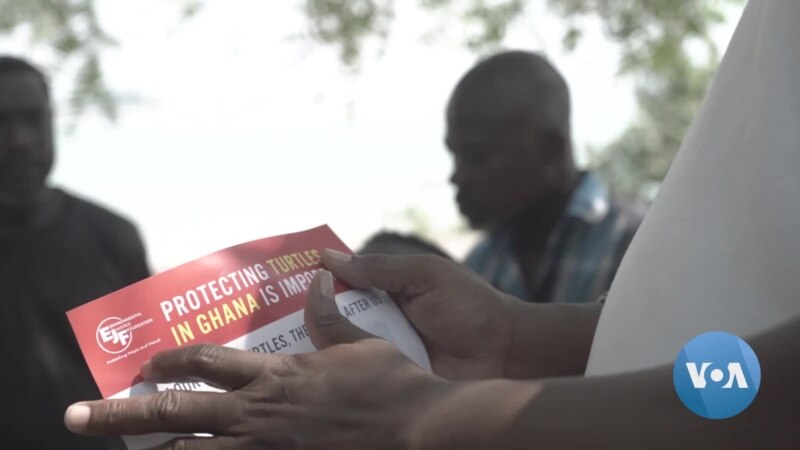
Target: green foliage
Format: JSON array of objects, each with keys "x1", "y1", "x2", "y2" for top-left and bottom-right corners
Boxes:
[
  {"x1": 590, "y1": 50, "x2": 717, "y2": 201},
  {"x1": 0, "y1": 0, "x2": 741, "y2": 198},
  {"x1": 303, "y1": 0, "x2": 394, "y2": 68},
  {"x1": 70, "y1": 52, "x2": 116, "y2": 121},
  {"x1": 0, "y1": 0, "x2": 199, "y2": 120},
  {"x1": 303, "y1": 0, "x2": 739, "y2": 200},
  {"x1": 542, "y1": 0, "x2": 736, "y2": 200},
  {"x1": 0, "y1": 0, "x2": 118, "y2": 119},
  {"x1": 460, "y1": 0, "x2": 526, "y2": 52}
]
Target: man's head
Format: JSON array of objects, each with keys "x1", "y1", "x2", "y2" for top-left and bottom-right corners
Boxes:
[
  {"x1": 358, "y1": 231, "x2": 453, "y2": 259},
  {"x1": 0, "y1": 57, "x2": 54, "y2": 211},
  {"x1": 446, "y1": 51, "x2": 575, "y2": 229}
]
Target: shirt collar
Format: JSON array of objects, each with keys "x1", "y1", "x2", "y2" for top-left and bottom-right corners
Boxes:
[{"x1": 564, "y1": 171, "x2": 610, "y2": 223}]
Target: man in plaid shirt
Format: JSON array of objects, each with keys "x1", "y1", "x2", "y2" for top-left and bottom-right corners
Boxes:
[{"x1": 447, "y1": 51, "x2": 643, "y2": 303}]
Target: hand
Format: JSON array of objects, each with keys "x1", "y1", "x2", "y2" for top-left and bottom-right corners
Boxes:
[
  {"x1": 65, "y1": 271, "x2": 446, "y2": 449},
  {"x1": 323, "y1": 250, "x2": 514, "y2": 380}
]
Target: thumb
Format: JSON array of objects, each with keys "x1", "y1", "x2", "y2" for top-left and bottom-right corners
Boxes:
[
  {"x1": 321, "y1": 249, "x2": 443, "y2": 298},
  {"x1": 305, "y1": 270, "x2": 373, "y2": 349}
]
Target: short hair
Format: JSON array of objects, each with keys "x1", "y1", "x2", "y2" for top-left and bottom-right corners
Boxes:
[
  {"x1": 447, "y1": 50, "x2": 570, "y2": 138},
  {"x1": 0, "y1": 56, "x2": 50, "y2": 97},
  {"x1": 358, "y1": 231, "x2": 453, "y2": 260}
]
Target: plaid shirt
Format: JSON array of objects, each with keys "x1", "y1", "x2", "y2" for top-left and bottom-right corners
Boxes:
[{"x1": 465, "y1": 172, "x2": 644, "y2": 303}]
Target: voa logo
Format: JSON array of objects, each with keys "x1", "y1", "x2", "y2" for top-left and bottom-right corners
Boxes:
[
  {"x1": 96, "y1": 317, "x2": 133, "y2": 354},
  {"x1": 686, "y1": 362, "x2": 748, "y2": 389},
  {"x1": 673, "y1": 331, "x2": 761, "y2": 419}
]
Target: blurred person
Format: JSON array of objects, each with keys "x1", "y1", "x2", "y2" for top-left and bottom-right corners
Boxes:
[
  {"x1": 447, "y1": 51, "x2": 643, "y2": 303},
  {"x1": 0, "y1": 56, "x2": 149, "y2": 449},
  {"x1": 63, "y1": 1, "x2": 800, "y2": 447},
  {"x1": 359, "y1": 230, "x2": 453, "y2": 259}
]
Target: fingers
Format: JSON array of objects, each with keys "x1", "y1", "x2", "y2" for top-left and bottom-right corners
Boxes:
[
  {"x1": 143, "y1": 344, "x2": 265, "y2": 390},
  {"x1": 64, "y1": 390, "x2": 238, "y2": 436},
  {"x1": 322, "y1": 249, "x2": 445, "y2": 297},
  {"x1": 305, "y1": 270, "x2": 374, "y2": 349}
]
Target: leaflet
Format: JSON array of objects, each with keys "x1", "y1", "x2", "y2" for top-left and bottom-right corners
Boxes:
[{"x1": 67, "y1": 225, "x2": 430, "y2": 449}]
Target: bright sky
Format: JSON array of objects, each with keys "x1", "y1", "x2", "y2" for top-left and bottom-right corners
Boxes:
[{"x1": 0, "y1": 1, "x2": 738, "y2": 272}]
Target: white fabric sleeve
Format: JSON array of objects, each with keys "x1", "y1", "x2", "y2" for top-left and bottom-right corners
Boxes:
[{"x1": 586, "y1": 0, "x2": 800, "y2": 376}]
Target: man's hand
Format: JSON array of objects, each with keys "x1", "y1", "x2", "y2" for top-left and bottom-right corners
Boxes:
[
  {"x1": 324, "y1": 249, "x2": 514, "y2": 380},
  {"x1": 323, "y1": 250, "x2": 601, "y2": 379},
  {"x1": 65, "y1": 271, "x2": 447, "y2": 450}
]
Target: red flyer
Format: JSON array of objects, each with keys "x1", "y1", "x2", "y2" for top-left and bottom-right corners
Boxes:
[{"x1": 67, "y1": 225, "x2": 430, "y2": 449}]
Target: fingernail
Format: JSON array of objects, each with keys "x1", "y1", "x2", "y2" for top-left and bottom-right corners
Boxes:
[
  {"x1": 324, "y1": 248, "x2": 351, "y2": 262},
  {"x1": 64, "y1": 403, "x2": 91, "y2": 432},
  {"x1": 321, "y1": 270, "x2": 335, "y2": 299}
]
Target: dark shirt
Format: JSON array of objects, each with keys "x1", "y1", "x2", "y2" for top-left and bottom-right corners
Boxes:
[
  {"x1": 465, "y1": 172, "x2": 644, "y2": 303},
  {"x1": 0, "y1": 188, "x2": 149, "y2": 449}
]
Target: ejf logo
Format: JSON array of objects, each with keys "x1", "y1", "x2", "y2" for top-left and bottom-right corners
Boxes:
[
  {"x1": 96, "y1": 317, "x2": 132, "y2": 354},
  {"x1": 673, "y1": 331, "x2": 760, "y2": 419}
]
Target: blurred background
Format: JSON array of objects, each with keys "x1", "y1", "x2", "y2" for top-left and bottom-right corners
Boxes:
[{"x1": 0, "y1": 0, "x2": 743, "y2": 272}]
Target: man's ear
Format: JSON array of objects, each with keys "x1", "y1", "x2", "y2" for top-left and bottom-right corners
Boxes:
[{"x1": 538, "y1": 128, "x2": 568, "y2": 164}]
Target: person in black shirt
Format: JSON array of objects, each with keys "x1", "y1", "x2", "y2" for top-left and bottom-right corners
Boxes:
[{"x1": 0, "y1": 56, "x2": 150, "y2": 449}]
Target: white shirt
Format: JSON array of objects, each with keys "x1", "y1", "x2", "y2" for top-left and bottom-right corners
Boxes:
[{"x1": 586, "y1": 0, "x2": 800, "y2": 376}]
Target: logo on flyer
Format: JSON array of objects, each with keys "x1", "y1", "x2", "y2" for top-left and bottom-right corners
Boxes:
[
  {"x1": 96, "y1": 316, "x2": 133, "y2": 354},
  {"x1": 673, "y1": 331, "x2": 760, "y2": 419}
]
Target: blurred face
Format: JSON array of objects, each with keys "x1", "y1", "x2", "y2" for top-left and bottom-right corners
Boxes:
[
  {"x1": 0, "y1": 71, "x2": 53, "y2": 208},
  {"x1": 446, "y1": 117, "x2": 555, "y2": 229}
]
